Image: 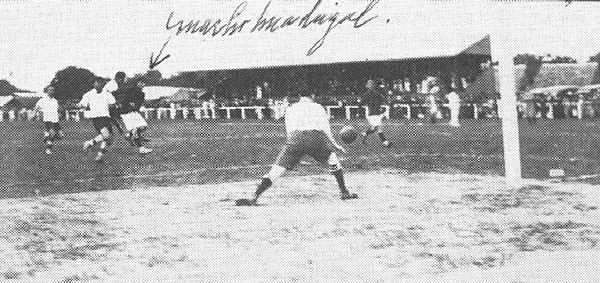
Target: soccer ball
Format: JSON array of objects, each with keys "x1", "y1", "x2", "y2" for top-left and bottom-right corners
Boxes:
[
  {"x1": 340, "y1": 125, "x2": 358, "y2": 144},
  {"x1": 382, "y1": 140, "x2": 391, "y2": 147}
]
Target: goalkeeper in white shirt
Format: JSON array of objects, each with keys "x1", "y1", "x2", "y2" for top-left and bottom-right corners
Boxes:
[{"x1": 236, "y1": 87, "x2": 358, "y2": 206}]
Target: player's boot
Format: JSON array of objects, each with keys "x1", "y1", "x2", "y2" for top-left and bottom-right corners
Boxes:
[
  {"x1": 139, "y1": 146, "x2": 153, "y2": 154},
  {"x1": 361, "y1": 132, "x2": 368, "y2": 144},
  {"x1": 82, "y1": 140, "x2": 93, "y2": 152},
  {"x1": 341, "y1": 192, "x2": 359, "y2": 200},
  {"x1": 235, "y1": 198, "x2": 257, "y2": 206}
]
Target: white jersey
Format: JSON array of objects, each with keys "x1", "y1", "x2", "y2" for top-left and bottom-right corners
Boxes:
[
  {"x1": 78, "y1": 89, "x2": 116, "y2": 118},
  {"x1": 428, "y1": 95, "x2": 438, "y2": 112},
  {"x1": 447, "y1": 91, "x2": 460, "y2": 106},
  {"x1": 35, "y1": 95, "x2": 60, "y2": 123},
  {"x1": 284, "y1": 97, "x2": 330, "y2": 135}
]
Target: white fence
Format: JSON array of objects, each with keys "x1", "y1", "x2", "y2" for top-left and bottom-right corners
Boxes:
[{"x1": 0, "y1": 101, "x2": 594, "y2": 122}]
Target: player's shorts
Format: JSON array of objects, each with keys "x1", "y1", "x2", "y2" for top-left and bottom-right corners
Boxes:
[
  {"x1": 43, "y1": 122, "x2": 62, "y2": 132},
  {"x1": 91, "y1": 117, "x2": 113, "y2": 134},
  {"x1": 366, "y1": 114, "x2": 384, "y2": 127},
  {"x1": 121, "y1": 112, "x2": 148, "y2": 131},
  {"x1": 275, "y1": 130, "x2": 333, "y2": 170}
]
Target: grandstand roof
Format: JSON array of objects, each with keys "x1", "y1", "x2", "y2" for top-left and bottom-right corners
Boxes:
[
  {"x1": 143, "y1": 86, "x2": 181, "y2": 100},
  {"x1": 13, "y1": 92, "x2": 44, "y2": 98},
  {"x1": 143, "y1": 86, "x2": 206, "y2": 101},
  {"x1": 0, "y1": 96, "x2": 14, "y2": 108}
]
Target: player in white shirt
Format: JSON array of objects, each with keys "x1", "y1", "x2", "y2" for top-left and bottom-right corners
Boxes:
[
  {"x1": 428, "y1": 94, "x2": 440, "y2": 124},
  {"x1": 77, "y1": 77, "x2": 117, "y2": 162},
  {"x1": 236, "y1": 88, "x2": 358, "y2": 206},
  {"x1": 446, "y1": 89, "x2": 461, "y2": 127},
  {"x1": 33, "y1": 85, "x2": 63, "y2": 154}
]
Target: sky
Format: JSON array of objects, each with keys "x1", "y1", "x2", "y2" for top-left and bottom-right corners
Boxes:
[{"x1": 2, "y1": 0, "x2": 600, "y2": 92}]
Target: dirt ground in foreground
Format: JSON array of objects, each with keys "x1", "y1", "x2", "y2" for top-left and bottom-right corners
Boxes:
[{"x1": 0, "y1": 169, "x2": 598, "y2": 282}]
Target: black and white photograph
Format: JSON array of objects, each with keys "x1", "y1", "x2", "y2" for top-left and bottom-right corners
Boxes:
[{"x1": 0, "y1": 0, "x2": 599, "y2": 281}]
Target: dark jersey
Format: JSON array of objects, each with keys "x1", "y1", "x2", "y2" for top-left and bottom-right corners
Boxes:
[
  {"x1": 120, "y1": 86, "x2": 145, "y2": 114},
  {"x1": 362, "y1": 89, "x2": 385, "y2": 115}
]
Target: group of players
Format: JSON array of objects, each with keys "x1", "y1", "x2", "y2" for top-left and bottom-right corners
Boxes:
[
  {"x1": 35, "y1": 74, "x2": 393, "y2": 205},
  {"x1": 34, "y1": 72, "x2": 153, "y2": 162}
]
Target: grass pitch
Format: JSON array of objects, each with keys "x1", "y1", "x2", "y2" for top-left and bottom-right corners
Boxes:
[{"x1": 1, "y1": 118, "x2": 600, "y2": 198}]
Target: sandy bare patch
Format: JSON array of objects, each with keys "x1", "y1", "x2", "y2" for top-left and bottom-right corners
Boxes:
[{"x1": 0, "y1": 169, "x2": 598, "y2": 282}]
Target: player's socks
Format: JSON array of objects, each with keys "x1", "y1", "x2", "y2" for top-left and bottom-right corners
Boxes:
[
  {"x1": 332, "y1": 169, "x2": 347, "y2": 192},
  {"x1": 99, "y1": 141, "x2": 107, "y2": 153},
  {"x1": 254, "y1": 177, "x2": 272, "y2": 199},
  {"x1": 378, "y1": 133, "x2": 390, "y2": 147},
  {"x1": 332, "y1": 169, "x2": 357, "y2": 200},
  {"x1": 45, "y1": 140, "x2": 53, "y2": 154},
  {"x1": 111, "y1": 118, "x2": 124, "y2": 134},
  {"x1": 133, "y1": 137, "x2": 143, "y2": 147}
]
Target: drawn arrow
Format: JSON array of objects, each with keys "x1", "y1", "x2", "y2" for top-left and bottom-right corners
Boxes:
[{"x1": 149, "y1": 36, "x2": 172, "y2": 70}]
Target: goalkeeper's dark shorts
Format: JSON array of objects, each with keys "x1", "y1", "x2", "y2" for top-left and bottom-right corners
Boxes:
[{"x1": 274, "y1": 130, "x2": 333, "y2": 170}]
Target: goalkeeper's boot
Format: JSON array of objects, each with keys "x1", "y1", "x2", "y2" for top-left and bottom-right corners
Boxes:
[{"x1": 341, "y1": 192, "x2": 359, "y2": 200}]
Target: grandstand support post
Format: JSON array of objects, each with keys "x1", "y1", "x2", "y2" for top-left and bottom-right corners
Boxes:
[
  {"x1": 256, "y1": 107, "x2": 263, "y2": 120},
  {"x1": 491, "y1": 32, "x2": 522, "y2": 188}
]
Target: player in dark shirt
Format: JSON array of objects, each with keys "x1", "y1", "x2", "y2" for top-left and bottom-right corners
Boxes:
[
  {"x1": 119, "y1": 78, "x2": 152, "y2": 154},
  {"x1": 361, "y1": 79, "x2": 390, "y2": 147}
]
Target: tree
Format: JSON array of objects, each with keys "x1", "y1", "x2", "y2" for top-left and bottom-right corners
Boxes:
[
  {"x1": 589, "y1": 52, "x2": 600, "y2": 63},
  {"x1": 129, "y1": 70, "x2": 163, "y2": 87},
  {"x1": 51, "y1": 66, "x2": 96, "y2": 100},
  {"x1": 515, "y1": 54, "x2": 543, "y2": 91},
  {"x1": 514, "y1": 53, "x2": 541, "y2": 65},
  {"x1": 546, "y1": 55, "x2": 577, "y2": 64}
]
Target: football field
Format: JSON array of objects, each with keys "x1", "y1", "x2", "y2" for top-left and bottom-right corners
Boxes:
[
  {"x1": 0, "y1": 118, "x2": 599, "y2": 281},
  {"x1": 2, "y1": 118, "x2": 600, "y2": 198}
]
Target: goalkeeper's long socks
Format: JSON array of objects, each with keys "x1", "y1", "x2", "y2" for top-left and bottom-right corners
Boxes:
[{"x1": 254, "y1": 178, "x2": 272, "y2": 199}]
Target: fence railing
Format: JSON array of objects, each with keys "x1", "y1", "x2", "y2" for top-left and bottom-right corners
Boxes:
[{"x1": 0, "y1": 101, "x2": 595, "y2": 122}]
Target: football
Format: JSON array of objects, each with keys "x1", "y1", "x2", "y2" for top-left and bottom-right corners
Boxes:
[{"x1": 340, "y1": 125, "x2": 358, "y2": 144}]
